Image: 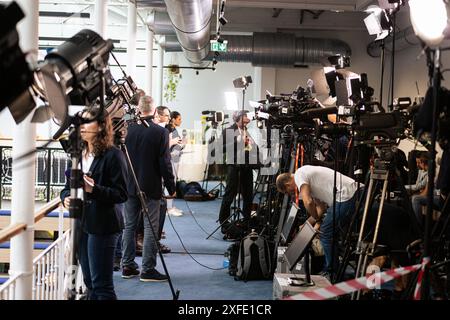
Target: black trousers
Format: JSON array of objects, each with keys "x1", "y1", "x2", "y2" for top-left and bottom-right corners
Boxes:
[{"x1": 219, "y1": 165, "x2": 254, "y2": 225}]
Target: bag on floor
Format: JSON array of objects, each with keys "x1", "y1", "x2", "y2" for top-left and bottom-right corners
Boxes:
[
  {"x1": 235, "y1": 231, "x2": 272, "y2": 281},
  {"x1": 226, "y1": 241, "x2": 240, "y2": 276},
  {"x1": 183, "y1": 182, "x2": 218, "y2": 201}
]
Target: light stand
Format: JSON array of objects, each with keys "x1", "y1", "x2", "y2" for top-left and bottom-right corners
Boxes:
[
  {"x1": 389, "y1": 10, "x2": 397, "y2": 111},
  {"x1": 379, "y1": 38, "x2": 386, "y2": 107},
  {"x1": 421, "y1": 48, "x2": 441, "y2": 300},
  {"x1": 330, "y1": 126, "x2": 339, "y2": 283}
]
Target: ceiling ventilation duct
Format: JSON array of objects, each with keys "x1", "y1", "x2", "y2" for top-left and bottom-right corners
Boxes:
[
  {"x1": 163, "y1": 0, "x2": 213, "y2": 64},
  {"x1": 212, "y1": 33, "x2": 351, "y2": 67},
  {"x1": 147, "y1": 11, "x2": 351, "y2": 67}
]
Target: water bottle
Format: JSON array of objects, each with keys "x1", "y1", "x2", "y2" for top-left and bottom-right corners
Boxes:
[{"x1": 223, "y1": 252, "x2": 229, "y2": 268}]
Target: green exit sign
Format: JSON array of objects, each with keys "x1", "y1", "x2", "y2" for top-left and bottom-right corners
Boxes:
[{"x1": 210, "y1": 40, "x2": 228, "y2": 52}]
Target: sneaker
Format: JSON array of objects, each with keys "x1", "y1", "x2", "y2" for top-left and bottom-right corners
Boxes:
[
  {"x1": 158, "y1": 242, "x2": 171, "y2": 254},
  {"x1": 140, "y1": 269, "x2": 168, "y2": 282},
  {"x1": 168, "y1": 208, "x2": 183, "y2": 216},
  {"x1": 122, "y1": 266, "x2": 140, "y2": 279},
  {"x1": 173, "y1": 207, "x2": 183, "y2": 214}
]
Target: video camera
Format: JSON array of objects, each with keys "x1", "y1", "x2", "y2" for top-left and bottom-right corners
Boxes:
[
  {"x1": 105, "y1": 75, "x2": 139, "y2": 145},
  {"x1": 202, "y1": 110, "x2": 229, "y2": 125},
  {"x1": 254, "y1": 86, "x2": 319, "y2": 130}
]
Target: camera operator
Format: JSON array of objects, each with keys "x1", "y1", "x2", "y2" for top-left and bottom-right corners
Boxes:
[
  {"x1": 121, "y1": 98, "x2": 176, "y2": 282},
  {"x1": 219, "y1": 110, "x2": 259, "y2": 238},
  {"x1": 60, "y1": 109, "x2": 128, "y2": 300},
  {"x1": 276, "y1": 165, "x2": 361, "y2": 276}
]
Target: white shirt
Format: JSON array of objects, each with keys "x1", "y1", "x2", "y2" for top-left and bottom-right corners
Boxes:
[
  {"x1": 294, "y1": 165, "x2": 359, "y2": 206},
  {"x1": 78, "y1": 150, "x2": 94, "y2": 199},
  {"x1": 81, "y1": 151, "x2": 95, "y2": 174}
]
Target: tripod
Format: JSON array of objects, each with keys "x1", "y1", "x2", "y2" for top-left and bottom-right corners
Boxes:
[
  {"x1": 351, "y1": 156, "x2": 391, "y2": 300},
  {"x1": 206, "y1": 165, "x2": 246, "y2": 240},
  {"x1": 119, "y1": 140, "x2": 180, "y2": 300},
  {"x1": 349, "y1": 144, "x2": 421, "y2": 300},
  {"x1": 202, "y1": 122, "x2": 226, "y2": 197}
]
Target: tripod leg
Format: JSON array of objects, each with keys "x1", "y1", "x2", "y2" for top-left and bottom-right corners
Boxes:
[
  {"x1": 121, "y1": 144, "x2": 179, "y2": 300},
  {"x1": 352, "y1": 174, "x2": 376, "y2": 300}
]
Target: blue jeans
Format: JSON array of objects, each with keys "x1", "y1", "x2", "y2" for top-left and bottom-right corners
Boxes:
[
  {"x1": 411, "y1": 193, "x2": 442, "y2": 228},
  {"x1": 122, "y1": 195, "x2": 160, "y2": 273},
  {"x1": 114, "y1": 203, "x2": 125, "y2": 259},
  {"x1": 159, "y1": 198, "x2": 167, "y2": 240},
  {"x1": 79, "y1": 232, "x2": 118, "y2": 300},
  {"x1": 320, "y1": 192, "x2": 358, "y2": 273}
]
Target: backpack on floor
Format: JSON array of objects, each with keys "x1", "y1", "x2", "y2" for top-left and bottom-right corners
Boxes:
[
  {"x1": 183, "y1": 182, "x2": 218, "y2": 201},
  {"x1": 235, "y1": 231, "x2": 272, "y2": 281}
]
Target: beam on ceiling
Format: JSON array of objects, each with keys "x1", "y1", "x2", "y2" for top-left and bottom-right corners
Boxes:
[
  {"x1": 39, "y1": 11, "x2": 90, "y2": 18},
  {"x1": 226, "y1": 1, "x2": 356, "y2": 11}
]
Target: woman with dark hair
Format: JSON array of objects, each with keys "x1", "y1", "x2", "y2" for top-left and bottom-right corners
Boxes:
[
  {"x1": 61, "y1": 109, "x2": 128, "y2": 300},
  {"x1": 166, "y1": 111, "x2": 184, "y2": 216}
]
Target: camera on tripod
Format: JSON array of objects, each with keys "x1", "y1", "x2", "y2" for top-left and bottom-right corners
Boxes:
[
  {"x1": 254, "y1": 85, "x2": 319, "y2": 129},
  {"x1": 202, "y1": 110, "x2": 228, "y2": 128},
  {"x1": 105, "y1": 75, "x2": 139, "y2": 145}
]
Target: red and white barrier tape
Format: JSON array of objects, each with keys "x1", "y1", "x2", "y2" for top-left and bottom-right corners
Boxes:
[
  {"x1": 413, "y1": 257, "x2": 430, "y2": 300},
  {"x1": 284, "y1": 263, "x2": 425, "y2": 300}
]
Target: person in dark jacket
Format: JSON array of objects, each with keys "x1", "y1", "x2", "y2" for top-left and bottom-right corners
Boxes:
[
  {"x1": 218, "y1": 110, "x2": 260, "y2": 237},
  {"x1": 121, "y1": 97, "x2": 176, "y2": 282},
  {"x1": 60, "y1": 109, "x2": 128, "y2": 300}
]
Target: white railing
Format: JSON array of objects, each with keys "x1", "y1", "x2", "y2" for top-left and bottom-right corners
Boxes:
[
  {"x1": 0, "y1": 200, "x2": 70, "y2": 300},
  {"x1": 32, "y1": 230, "x2": 69, "y2": 300},
  {"x1": 0, "y1": 273, "x2": 23, "y2": 300}
]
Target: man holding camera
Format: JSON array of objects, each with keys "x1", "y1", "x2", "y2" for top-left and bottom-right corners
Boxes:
[{"x1": 218, "y1": 110, "x2": 259, "y2": 238}]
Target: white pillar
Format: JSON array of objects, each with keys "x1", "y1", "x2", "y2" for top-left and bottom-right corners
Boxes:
[
  {"x1": 253, "y1": 67, "x2": 262, "y2": 101},
  {"x1": 127, "y1": 2, "x2": 137, "y2": 76},
  {"x1": 94, "y1": 0, "x2": 108, "y2": 37},
  {"x1": 146, "y1": 28, "x2": 154, "y2": 96},
  {"x1": 156, "y1": 38, "x2": 165, "y2": 105},
  {"x1": 10, "y1": 0, "x2": 39, "y2": 300}
]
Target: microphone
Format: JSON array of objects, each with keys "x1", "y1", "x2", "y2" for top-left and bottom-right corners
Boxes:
[
  {"x1": 202, "y1": 110, "x2": 213, "y2": 114},
  {"x1": 301, "y1": 106, "x2": 337, "y2": 118}
]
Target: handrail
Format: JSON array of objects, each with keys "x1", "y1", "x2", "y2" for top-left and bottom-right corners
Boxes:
[
  {"x1": 33, "y1": 229, "x2": 69, "y2": 263},
  {"x1": 0, "y1": 198, "x2": 63, "y2": 244},
  {"x1": 34, "y1": 198, "x2": 62, "y2": 223},
  {"x1": 0, "y1": 223, "x2": 27, "y2": 244}
]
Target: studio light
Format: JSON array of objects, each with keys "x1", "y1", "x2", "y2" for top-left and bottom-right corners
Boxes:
[
  {"x1": 409, "y1": 0, "x2": 448, "y2": 46},
  {"x1": 233, "y1": 76, "x2": 252, "y2": 89},
  {"x1": 0, "y1": 1, "x2": 35, "y2": 123},
  {"x1": 0, "y1": 0, "x2": 114, "y2": 129},
  {"x1": 364, "y1": 4, "x2": 391, "y2": 40}
]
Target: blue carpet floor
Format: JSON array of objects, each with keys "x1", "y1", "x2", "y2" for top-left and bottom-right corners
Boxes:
[{"x1": 114, "y1": 198, "x2": 273, "y2": 300}]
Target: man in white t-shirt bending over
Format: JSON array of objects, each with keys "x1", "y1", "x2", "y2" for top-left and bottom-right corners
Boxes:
[{"x1": 276, "y1": 165, "x2": 361, "y2": 275}]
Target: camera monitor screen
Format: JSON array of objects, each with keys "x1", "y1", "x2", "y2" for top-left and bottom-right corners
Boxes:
[
  {"x1": 283, "y1": 221, "x2": 317, "y2": 274},
  {"x1": 281, "y1": 202, "x2": 299, "y2": 245}
]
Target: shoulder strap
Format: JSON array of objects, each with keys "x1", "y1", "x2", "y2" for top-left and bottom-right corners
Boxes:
[{"x1": 255, "y1": 236, "x2": 270, "y2": 278}]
